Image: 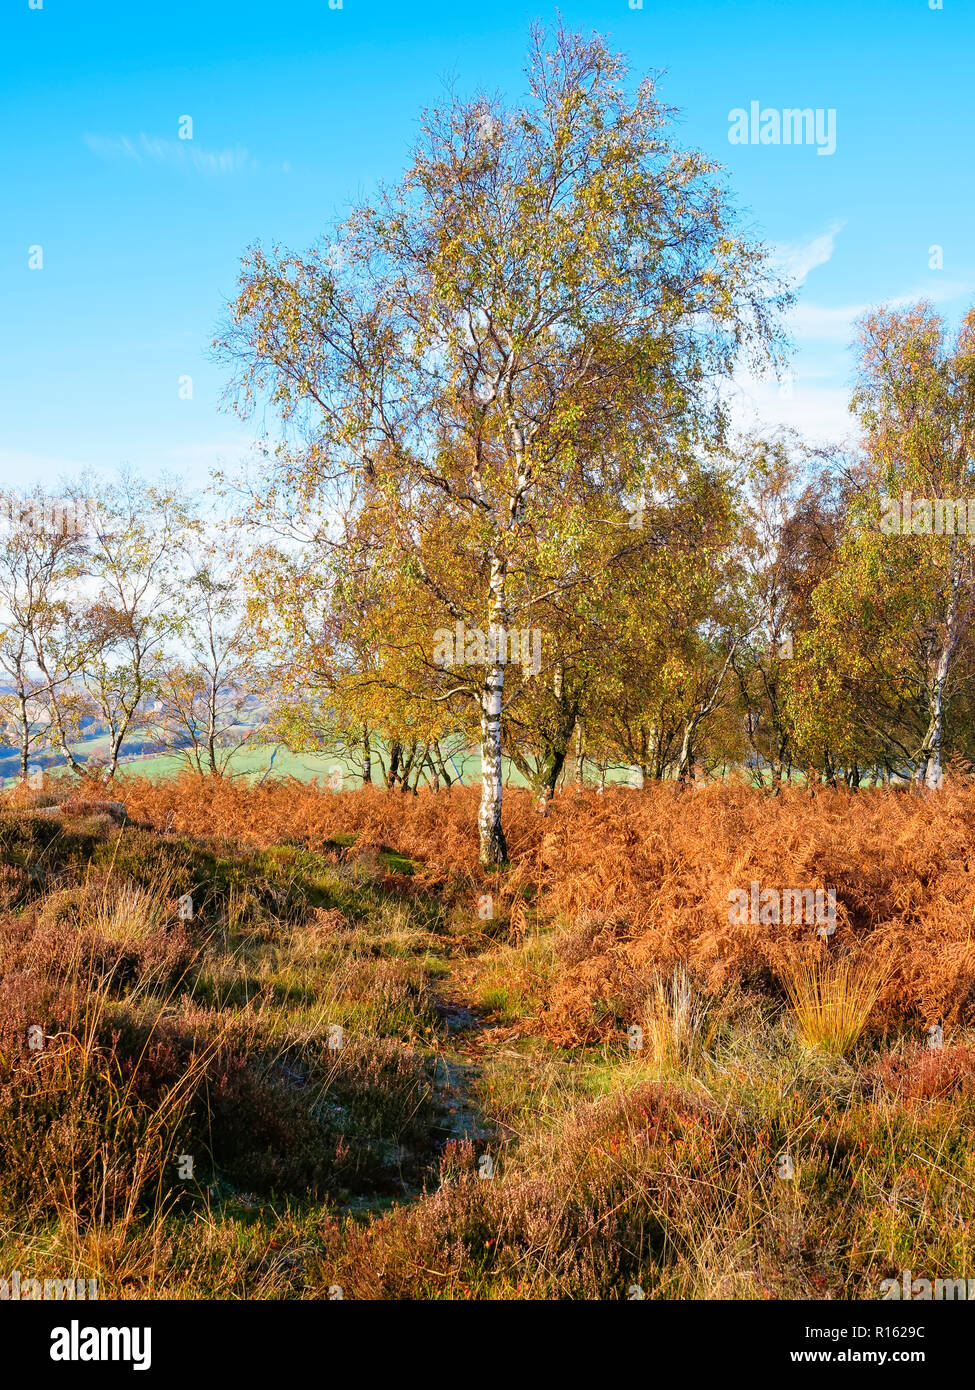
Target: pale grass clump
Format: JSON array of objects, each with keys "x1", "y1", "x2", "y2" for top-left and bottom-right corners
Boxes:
[
  {"x1": 657, "y1": 1200, "x2": 777, "y2": 1301},
  {"x1": 779, "y1": 952, "x2": 891, "y2": 1055},
  {"x1": 640, "y1": 964, "x2": 714, "y2": 1073},
  {"x1": 83, "y1": 878, "x2": 171, "y2": 945}
]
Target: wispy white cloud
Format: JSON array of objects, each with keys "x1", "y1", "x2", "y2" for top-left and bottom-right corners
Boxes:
[
  {"x1": 787, "y1": 278, "x2": 975, "y2": 345},
  {"x1": 773, "y1": 221, "x2": 844, "y2": 288},
  {"x1": 0, "y1": 440, "x2": 259, "y2": 495},
  {"x1": 148, "y1": 439, "x2": 259, "y2": 485},
  {"x1": 883, "y1": 277, "x2": 975, "y2": 308},
  {"x1": 729, "y1": 373, "x2": 855, "y2": 446},
  {"x1": 84, "y1": 132, "x2": 254, "y2": 175},
  {"x1": 731, "y1": 224, "x2": 975, "y2": 444}
]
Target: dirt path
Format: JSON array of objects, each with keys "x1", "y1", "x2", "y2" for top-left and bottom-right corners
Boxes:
[
  {"x1": 428, "y1": 997, "x2": 496, "y2": 1151},
  {"x1": 427, "y1": 978, "x2": 528, "y2": 1163}
]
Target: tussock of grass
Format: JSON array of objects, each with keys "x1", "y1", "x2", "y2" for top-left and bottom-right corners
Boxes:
[
  {"x1": 639, "y1": 964, "x2": 715, "y2": 1074},
  {"x1": 779, "y1": 952, "x2": 891, "y2": 1055},
  {"x1": 84, "y1": 879, "x2": 173, "y2": 945}
]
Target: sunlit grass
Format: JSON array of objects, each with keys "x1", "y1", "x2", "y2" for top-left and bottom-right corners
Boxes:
[{"x1": 779, "y1": 952, "x2": 891, "y2": 1055}]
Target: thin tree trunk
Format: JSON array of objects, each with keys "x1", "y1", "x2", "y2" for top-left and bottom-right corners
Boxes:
[
  {"x1": 919, "y1": 541, "x2": 964, "y2": 789},
  {"x1": 18, "y1": 687, "x2": 29, "y2": 779},
  {"x1": 410, "y1": 743, "x2": 428, "y2": 794},
  {"x1": 478, "y1": 556, "x2": 508, "y2": 865},
  {"x1": 430, "y1": 741, "x2": 452, "y2": 788},
  {"x1": 676, "y1": 718, "x2": 697, "y2": 783},
  {"x1": 677, "y1": 642, "x2": 742, "y2": 781},
  {"x1": 388, "y1": 740, "x2": 402, "y2": 790},
  {"x1": 207, "y1": 682, "x2": 218, "y2": 774}
]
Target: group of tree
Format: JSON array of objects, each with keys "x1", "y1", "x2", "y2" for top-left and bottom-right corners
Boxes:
[
  {"x1": 0, "y1": 473, "x2": 257, "y2": 779},
  {"x1": 6, "y1": 26, "x2": 975, "y2": 865}
]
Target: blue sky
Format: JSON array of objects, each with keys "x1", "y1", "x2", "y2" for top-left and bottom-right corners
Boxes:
[{"x1": 2, "y1": 0, "x2": 971, "y2": 492}]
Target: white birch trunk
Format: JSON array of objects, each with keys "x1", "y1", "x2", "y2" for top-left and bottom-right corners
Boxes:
[
  {"x1": 920, "y1": 540, "x2": 964, "y2": 790},
  {"x1": 478, "y1": 553, "x2": 508, "y2": 864},
  {"x1": 573, "y1": 718, "x2": 584, "y2": 786}
]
